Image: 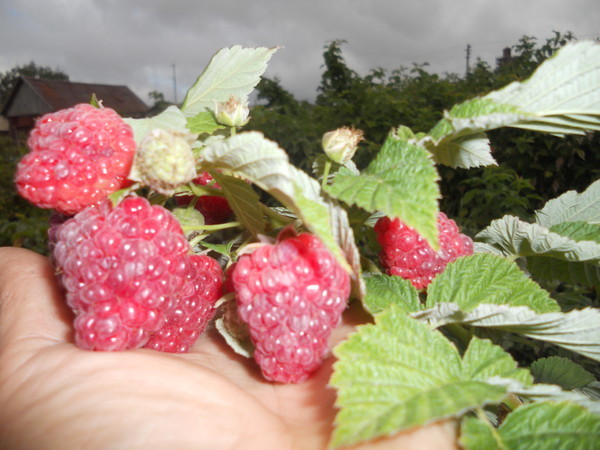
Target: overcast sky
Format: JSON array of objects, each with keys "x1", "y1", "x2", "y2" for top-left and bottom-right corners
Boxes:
[{"x1": 1, "y1": 0, "x2": 598, "y2": 105}]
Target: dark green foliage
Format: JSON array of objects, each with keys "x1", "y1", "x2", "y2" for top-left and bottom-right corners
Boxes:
[
  {"x1": 146, "y1": 90, "x2": 173, "y2": 116},
  {"x1": 440, "y1": 165, "x2": 543, "y2": 236},
  {"x1": 0, "y1": 136, "x2": 51, "y2": 254},
  {"x1": 2, "y1": 32, "x2": 597, "y2": 257},
  {"x1": 249, "y1": 32, "x2": 598, "y2": 234}
]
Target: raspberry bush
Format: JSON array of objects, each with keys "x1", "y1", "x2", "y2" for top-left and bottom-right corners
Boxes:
[{"x1": 13, "y1": 43, "x2": 600, "y2": 447}]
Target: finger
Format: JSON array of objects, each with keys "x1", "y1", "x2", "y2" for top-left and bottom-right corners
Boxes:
[
  {"x1": 348, "y1": 419, "x2": 458, "y2": 449},
  {"x1": 0, "y1": 247, "x2": 73, "y2": 352}
]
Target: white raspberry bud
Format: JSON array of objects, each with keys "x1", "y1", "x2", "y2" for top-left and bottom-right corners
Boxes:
[
  {"x1": 322, "y1": 127, "x2": 364, "y2": 164},
  {"x1": 130, "y1": 129, "x2": 197, "y2": 195},
  {"x1": 215, "y1": 96, "x2": 250, "y2": 127}
]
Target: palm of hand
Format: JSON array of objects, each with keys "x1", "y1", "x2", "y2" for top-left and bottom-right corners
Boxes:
[{"x1": 0, "y1": 248, "x2": 456, "y2": 449}]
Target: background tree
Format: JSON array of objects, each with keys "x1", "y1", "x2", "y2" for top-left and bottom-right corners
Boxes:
[
  {"x1": 0, "y1": 61, "x2": 69, "y2": 109},
  {"x1": 248, "y1": 32, "x2": 598, "y2": 234},
  {"x1": 147, "y1": 90, "x2": 172, "y2": 115},
  {"x1": 3, "y1": 32, "x2": 597, "y2": 253}
]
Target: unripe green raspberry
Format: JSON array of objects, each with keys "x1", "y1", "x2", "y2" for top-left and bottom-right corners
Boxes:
[
  {"x1": 322, "y1": 127, "x2": 364, "y2": 164},
  {"x1": 130, "y1": 129, "x2": 197, "y2": 195},
  {"x1": 215, "y1": 96, "x2": 250, "y2": 127}
]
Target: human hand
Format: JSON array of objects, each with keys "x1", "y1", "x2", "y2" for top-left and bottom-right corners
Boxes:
[{"x1": 0, "y1": 247, "x2": 457, "y2": 449}]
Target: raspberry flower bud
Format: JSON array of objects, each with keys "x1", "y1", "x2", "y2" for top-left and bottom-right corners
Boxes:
[
  {"x1": 130, "y1": 129, "x2": 197, "y2": 195},
  {"x1": 322, "y1": 127, "x2": 364, "y2": 164},
  {"x1": 215, "y1": 95, "x2": 250, "y2": 127}
]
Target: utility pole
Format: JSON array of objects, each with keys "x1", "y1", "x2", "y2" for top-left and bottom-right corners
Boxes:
[
  {"x1": 172, "y1": 63, "x2": 178, "y2": 104},
  {"x1": 465, "y1": 44, "x2": 471, "y2": 76}
]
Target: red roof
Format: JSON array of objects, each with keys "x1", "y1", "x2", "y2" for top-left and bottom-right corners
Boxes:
[{"x1": 2, "y1": 77, "x2": 149, "y2": 118}]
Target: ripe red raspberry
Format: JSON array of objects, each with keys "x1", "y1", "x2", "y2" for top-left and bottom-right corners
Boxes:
[
  {"x1": 15, "y1": 104, "x2": 136, "y2": 215},
  {"x1": 230, "y1": 233, "x2": 351, "y2": 383},
  {"x1": 51, "y1": 196, "x2": 223, "y2": 352},
  {"x1": 374, "y1": 213, "x2": 473, "y2": 290},
  {"x1": 145, "y1": 254, "x2": 223, "y2": 352},
  {"x1": 176, "y1": 172, "x2": 233, "y2": 225}
]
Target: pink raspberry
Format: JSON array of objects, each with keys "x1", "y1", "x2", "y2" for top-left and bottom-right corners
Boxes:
[
  {"x1": 374, "y1": 212, "x2": 473, "y2": 290},
  {"x1": 52, "y1": 196, "x2": 223, "y2": 352},
  {"x1": 145, "y1": 254, "x2": 223, "y2": 352},
  {"x1": 176, "y1": 172, "x2": 233, "y2": 225},
  {"x1": 230, "y1": 232, "x2": 351, "y2": 383},
  {"x1": 15, "y1": 104, "x2": 136, "y2": 216}
]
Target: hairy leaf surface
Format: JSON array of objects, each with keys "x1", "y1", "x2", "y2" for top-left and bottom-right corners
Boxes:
[
  {"x1": 426, "y1": 254, "x2": 559, "y2": 313},
  {"x1": 197, "y1": 131, "x2": 354, "y2": 272},
  {"x1": 362, "y1": 274, "x2": 420, "y2": 315},
  {"x1": 461, "y1": 401, "x2": 600, "y2": 449},
  {"x1": 326, "y1": 133, "x2": 440, "y2": 249},
  {"x1": 181, "y1": 46, "x2": 278, "y2": 116},
  {"x1": 413, "y1": 303, "x2": 600, "y2": 362},
  {"x1": 331, "y1": 307, "x2": 529, "y2": 447}
]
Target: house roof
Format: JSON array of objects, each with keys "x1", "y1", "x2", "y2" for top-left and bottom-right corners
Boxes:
[{"x1": 2, "y1": 77, "x2": 149, "y2": 118}]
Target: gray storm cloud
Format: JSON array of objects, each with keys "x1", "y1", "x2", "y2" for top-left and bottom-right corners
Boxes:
[{"x1": 1, "y1": 0, "x2": 598, "y2": 103}]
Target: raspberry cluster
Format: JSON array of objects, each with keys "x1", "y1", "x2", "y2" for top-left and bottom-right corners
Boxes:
[
  {"x1": 375, "y1": 213, "x2": 473, "y2": 290},
  {"x1": 52, "y1": 196, "x2": 223, "y2": 352},
  {"x1": 15, "y1": 104, "x2": 136, "y2": 215},
  {"x1": 14, "y1": 102, "x2": 354, "y2": 384},
  {"x1": 229, "y1": 232, "x2": 351, "y2": 383}
]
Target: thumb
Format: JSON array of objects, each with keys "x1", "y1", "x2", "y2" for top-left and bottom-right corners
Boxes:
[{"x1": 0, "y1": 247, "x2": 73, "y2": 354}]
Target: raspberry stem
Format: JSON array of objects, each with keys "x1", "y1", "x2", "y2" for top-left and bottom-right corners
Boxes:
[
  {"x1": 182, "y1": 221, "x2": 241, "y2": 232},
  {"x1": 445, "y1": 323, "x2": 473, "y2": 349}
]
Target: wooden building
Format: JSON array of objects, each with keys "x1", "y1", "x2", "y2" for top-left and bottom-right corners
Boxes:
[{"x1": 1, "y1": 77, "x2": 148, "y2": 139}]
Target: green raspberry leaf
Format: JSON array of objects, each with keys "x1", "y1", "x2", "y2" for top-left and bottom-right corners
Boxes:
[
  {"x1": 186, "y1": 111, "x2": 225, "y2": 136},
  {"x1": 413, "y1": 303, "x2": 600, "y2": 362},
  {"x1": 478, "y1": 216, "x2": 600, "y2": 263},
  {"x1": 325, "y1": 132, "x2": 440, "y2": 250},
  {"x1": 330, "y1": 307, "x2": 526, "y2": 448},
  {"x1": 530, "y1": 356, "x2": 596, "y2": 390},
  {"x1": 477, "y1": 215, "x2": 600, "y2": 287},
  {"x1": 210, "y1": 171, "x2": 265, "y2": 238},
  {"x1": 124, "y1": 105, "x2": 189, "y2": 145},
  {"x1": 423, "y1": 132, "x2": 497, "y2": 169},
  {"x1": 423, "y1": 41, "x2": 600, "y2": 169},
  {"x1": 181, "y1": 45, "x2": 278, "y2": 117},
  {"x1": 536, "y1": 179, "x2": 600, "y2": 228},
  {"x1": 363, "y1": 274, "x2": 420, "y2": 315},
  {"x1": 426, "y1": 254, "x2": 560, "y2": 313},
  {"x1": 172, "y1": 206, "x2": 205, "y2": 234},
  {"x1": 461, "y1": 401, "x2": 600, "y2": 450},
  {"x1": 550, "y1": 222, "x2": 600, "y2": 244},
  {"x1": 197, "y1": 131, "x2": 358, "y2": 276},
  {"x1": 485, "y1": 377, "x2": 600, "y2": 414}
]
